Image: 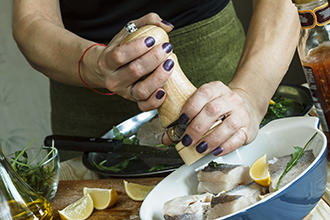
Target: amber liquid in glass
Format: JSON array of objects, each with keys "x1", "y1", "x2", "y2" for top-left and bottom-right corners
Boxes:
[
  {"x1": 2, "y1": 198, "x2": 53, "y2": 220},
  {"x1": 302, "y1": 44, "x2": 330, "y2": 157}
]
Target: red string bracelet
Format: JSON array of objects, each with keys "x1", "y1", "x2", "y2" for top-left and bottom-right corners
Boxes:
[{"x1": 78, "y1": 43, "x2": 116, "y2": 95}]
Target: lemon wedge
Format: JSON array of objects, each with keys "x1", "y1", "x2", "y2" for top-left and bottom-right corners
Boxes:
[
  {"x1": 58, "y1": 193, "x2": 94, "y2": 220},
  {"x1": 249, "y1": 154, "x2": 270, "y2": 187},
  {"x1": 269, "y1": 99, "x2": 275, "y2": 105},
  {"x1": 123, "y1": 180, "x2": 154, "y2": 201},
  {"x1": 83, "y1": 187, "x2": 118, "y2": 210}
]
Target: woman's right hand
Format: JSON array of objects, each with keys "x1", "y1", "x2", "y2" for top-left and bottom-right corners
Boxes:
[{"x1": 81, "y1": 13, "x2": 175, "y2": 112}]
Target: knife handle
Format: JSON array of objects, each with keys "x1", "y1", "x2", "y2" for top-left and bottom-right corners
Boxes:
[{"x1": 44, "y1": 135, "x2": 123, "y2": 153}]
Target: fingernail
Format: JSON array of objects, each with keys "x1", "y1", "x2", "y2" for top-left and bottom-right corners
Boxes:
[
  {"x1": 162, "y1": 42, "x2": 172, "y2": 53},
  {"x1": 156, "y1": 90, "x2": 165, "y2": 100},
  {"x1": 182, "y1": 134, "x2": 192, "y2": 147},
  {"x1": 212, "y1": 146, "x2": 224, "y2": 156},
  {"x1": 178, "y1": 113, "x2": 189, "y2": 125},
  {"x1": 163, "y1": 59, "x2": 174, "y2": 71},
  {"x1": 145, "y1": 37, "x2": 155, "y2": 48},
  {"x1": 196, "y1": 141, "x2": 208, "y2": 153},
  {"x1": 161, "y1": 20, "x2": 174, "y2": 27}
]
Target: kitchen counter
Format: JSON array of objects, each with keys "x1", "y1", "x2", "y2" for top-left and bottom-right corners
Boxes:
[{"x1": 50, "y1": 156, "x2": 330, "y2": 220}]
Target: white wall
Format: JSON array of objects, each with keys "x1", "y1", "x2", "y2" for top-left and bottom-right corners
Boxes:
[{"x1": 0, "y1": 1, "x2": 51, "y2": 155}]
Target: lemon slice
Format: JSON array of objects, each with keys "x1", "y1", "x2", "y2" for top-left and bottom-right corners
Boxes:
[
  {"x1": 249, "y1": 154, "x2": 270, "y2": 187},
  {"x1": 123, "y1": 180, "x2": 155, "y2": 201},
  {"x1": 58, "y1": 193, "x2": 94, "y2": 220},
  {"x1": 83, "y1": 187, "x2": 118, "y2": 210}
]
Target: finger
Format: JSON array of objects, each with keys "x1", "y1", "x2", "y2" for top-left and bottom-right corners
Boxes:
[
  {"x1": 180, "y1": 81, "x2": 226, "y2": 123},
  {"x1": 137, "y1": 88, "x2": 166, "y2": 112},
  {"x1": 197, "y1": 114, "x2": 244, "y2": 154},
  {"x1": 102, "y1": 41, "x2": 173, "y2": 96},
  {"x1": 182, "y1": 103, "x2": 223, "y2": 148},
  {"x1": 132, "y1": 13, "x2": 174, "y2": 33},
  {"x1": 103, "y1": 36, "x2": 157, "y2": 72},
  {"x1": 122, "y1": 41, "x2": 173, "y2": 81},
  {"x1": 128, "y1": 58, "x2": 174, "y2": 101},
  {"x1": 162, "y1": 131, "x2": 174, "y2": 146},
  {"x1": 215, "y1": 127, "x2": 248, "y2": 156}
]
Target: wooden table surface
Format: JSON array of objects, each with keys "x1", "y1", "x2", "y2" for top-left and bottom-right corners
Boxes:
[
  {"x1": 51, "y1": 178, "x2": 163, "y2": 220},
  {"x1": 50, "y1": 156, "x2": 330, "y2": 220}
]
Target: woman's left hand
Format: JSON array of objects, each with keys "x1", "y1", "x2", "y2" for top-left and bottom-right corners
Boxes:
[{"x1": 162, "y1": 81, "x2": 262, "y2": 156}]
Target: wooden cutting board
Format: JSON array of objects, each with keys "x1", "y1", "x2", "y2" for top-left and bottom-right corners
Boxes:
[
  {"x1": 51, "y1": 178, "x2": 163, "y2": 220},
  {"x1": 51, "y1": 178, "x2": 330, "y2": 220}
]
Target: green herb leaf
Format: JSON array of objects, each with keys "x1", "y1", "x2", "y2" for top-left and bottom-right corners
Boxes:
[
  {"x1": 275, "y1": 132, "x2": 317, "y2": 191},
  {"x1": 10, "y1": 140, "x2": 57, "y2": 198},
  {"x1": 261, "y1": 96, "x2": 306, "y2": 127},
  {"x1": 92, "y1": 156, "x2": 138, "y2": 172},
  {"x1": 113, "y1": 126, "x2": 125, "y2": 140},
  {"x1": 95, "y1": 125, "x2": 177, "y2": 173},
  {"x1": 208, "y1": 161, "x2": 224, "y2": 169},
  {"x1": 148, "y1": 164, "x2": 177, "y2": 172}
]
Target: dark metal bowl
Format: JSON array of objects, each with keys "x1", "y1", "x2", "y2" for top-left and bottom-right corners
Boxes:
[{"x1": 82, "y1": 83, "x2": 313, "y2": 178}]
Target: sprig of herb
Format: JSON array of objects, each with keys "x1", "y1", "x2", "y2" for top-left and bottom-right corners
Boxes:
[
  {"x1": 93, "y1": 126, "x2": 179, "y2": 173},
  {"x1": 275, "y1": 132, "x2": 317, "y2": 191},
  {"x1": 92, "y1": 156, "x2": 138, "y2": 172},
  {"x1": 112, "y1": 126, "x2": 139, "y2": 145},
  {"x1": 261, "y1": 97, "x2": 306, "y2": 127},
  {"x1": 10, "y1": 139, "x2": 57, "y2": 198},
  {"x1": 208, "y1": 161, "x2": 224, "y2": 169},
  {"x1": 148, "y1": 164, "x2": 177, "y2": 172}
]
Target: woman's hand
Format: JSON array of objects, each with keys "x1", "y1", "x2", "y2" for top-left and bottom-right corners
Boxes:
[
  {"x1": 162, "y1": 81, "x2": 263, "y2": 156},
  {"x1": 82, "y1": 13, "x2": 175, "y2": 112}
]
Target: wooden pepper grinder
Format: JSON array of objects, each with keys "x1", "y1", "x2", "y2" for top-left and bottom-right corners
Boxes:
[{"x1": 121, "y1": 23, "x2": 219, "y2": 165}]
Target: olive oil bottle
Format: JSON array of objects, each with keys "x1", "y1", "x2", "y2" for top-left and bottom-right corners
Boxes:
[{"x1": 0, "y1": 144, "x2": 53, "y2": 220}]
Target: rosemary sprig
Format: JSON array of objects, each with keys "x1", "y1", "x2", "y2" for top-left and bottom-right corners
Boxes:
[
  {"x1": 10, "y1": 140, "x2": 57, "y2": 198},
  {"x1": 275, "y1": 132, "x2": 317, "y2": 191},
  {"x1": 92, "y1": 156, "x2": 138, "y2": 172}
]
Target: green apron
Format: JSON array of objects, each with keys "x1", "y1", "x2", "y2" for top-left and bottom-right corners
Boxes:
[{"x1": 50, "y1": 1, "x2": 245, "y2": 161}]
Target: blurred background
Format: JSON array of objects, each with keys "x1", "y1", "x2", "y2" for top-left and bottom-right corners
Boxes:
[{"x1": 0, "y1": 0, "x2": 306, "y2": 155}]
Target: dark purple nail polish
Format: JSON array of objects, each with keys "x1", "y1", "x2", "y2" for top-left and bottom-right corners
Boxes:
[
  {"x1": 163, "y1": 59, "x2": 174, "y2": 71},
  {"x1": 182, "y1": 134, "x2": 192, "y2": 147},
  {"x1": 196, "y1": 141, "x2": 208, "y2": 153},
  {"x1": 212, "y1": 147, "x2": 224, "y2": 156},
  {"x1": 156, "y1": 90, "x2": 165, "y2": 100},
  {"x1": 178, "y1": 113, "x2": 189, "y2": 125},
  {"x1": 162, "y1": 42, "x2": 172, "y2": 53},
  {"x1": 145, "y1": 37, "x2": 155, "y2": 48},
  {"x1": 161, "y1": 20, "x2": 174, "y2": 27}
]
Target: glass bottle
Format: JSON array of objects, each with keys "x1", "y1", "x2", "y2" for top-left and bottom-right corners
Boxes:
[
  {"x1": 0, "y1": 144, "x2": 53, "y2": 220},
  {"x1": 293, "y1": 0, "x2": 330, "y2": 157}
]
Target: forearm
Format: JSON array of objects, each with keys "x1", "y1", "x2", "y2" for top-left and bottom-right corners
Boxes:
[
  {"x1": 12, "y1": 0, "x2": 103, "y2": 87},
  {"x1": 229, "y1": 0, "x2": 300, "y2": 120}
]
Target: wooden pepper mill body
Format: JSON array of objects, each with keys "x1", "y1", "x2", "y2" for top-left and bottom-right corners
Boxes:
[
  {"x1": 121, "y1": 25, "x2": 211, "y2": 165},
  {"x1": 120, "y1": 25, "x2": 196, "y2": 128}
]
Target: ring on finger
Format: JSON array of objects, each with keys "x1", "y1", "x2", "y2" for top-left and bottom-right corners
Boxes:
[
  {"x1": 130, "y1": 87, "x2": 140, "y2": 101},
  {"x1": 126, "y1": 22, "x2": 137, "y2": 34}
]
